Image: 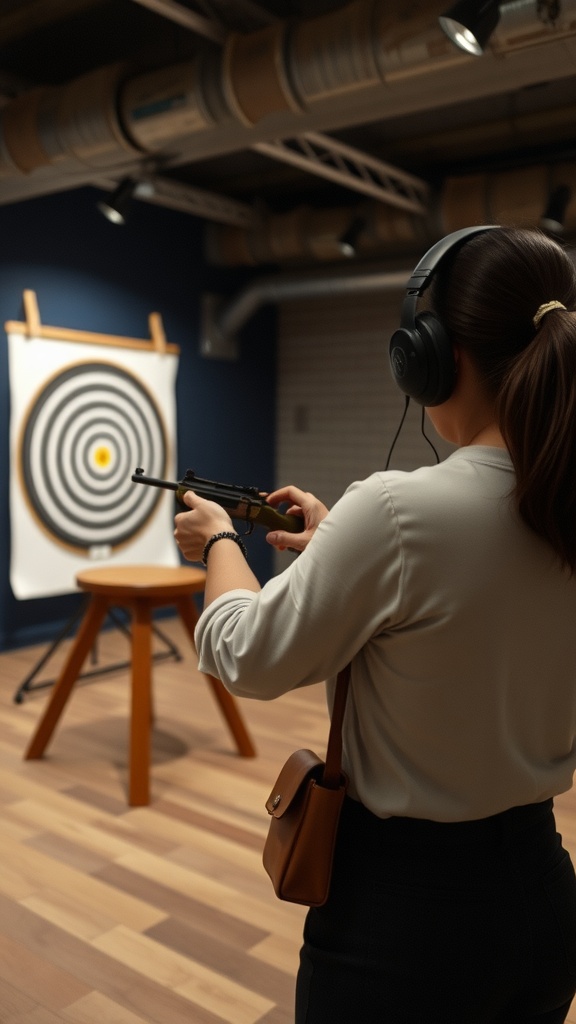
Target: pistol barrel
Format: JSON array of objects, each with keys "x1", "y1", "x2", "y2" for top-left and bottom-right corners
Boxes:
[{"x1": 131, "y1": 469, "x2": 178, "y2": 491}]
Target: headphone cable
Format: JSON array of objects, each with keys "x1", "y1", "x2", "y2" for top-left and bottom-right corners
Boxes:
[
  {"x1": 385, "y1": 397, "x2": 441, "y2": 470},
  {"x1": 385, "y1": 395, "x2": 410, "y2": 470},
  {"x1": 420, "y1": 406, "x2": 440, "y2": 464}
]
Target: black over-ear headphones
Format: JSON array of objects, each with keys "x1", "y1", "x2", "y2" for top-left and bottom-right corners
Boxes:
[{"x1": 389, "y1": 225, "x2": 498, "y2": 407}]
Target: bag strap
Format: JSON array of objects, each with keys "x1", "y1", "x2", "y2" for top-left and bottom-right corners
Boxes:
[{"x1": 322, "y1": 662, "x2": 351, "y2": 788}]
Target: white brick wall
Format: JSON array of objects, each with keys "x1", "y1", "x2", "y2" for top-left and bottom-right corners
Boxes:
[{"x1": 274, "y1": 289, "x2": 455, "y2": 571}]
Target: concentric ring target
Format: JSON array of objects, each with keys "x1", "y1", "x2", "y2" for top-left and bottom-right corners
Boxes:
[{"x1": 20, "y1": 361, "x2": 169, "y2": 551}]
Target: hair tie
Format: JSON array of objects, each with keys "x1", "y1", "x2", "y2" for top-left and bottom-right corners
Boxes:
[{"x1": 533, "y1": 300, "x2": 567, "y2": 329}]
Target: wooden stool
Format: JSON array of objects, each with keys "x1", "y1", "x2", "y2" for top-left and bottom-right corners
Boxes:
[{"x1": 24, "y1": 565, "x2": 256, "y2": 805}]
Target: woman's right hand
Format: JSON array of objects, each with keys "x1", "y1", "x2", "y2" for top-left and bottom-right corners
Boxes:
[{"x1": 264, "y1": 485, "x2": 329, "y2": 552}]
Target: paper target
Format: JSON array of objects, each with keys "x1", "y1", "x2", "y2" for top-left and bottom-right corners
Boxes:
[{"x1": 19, "y1": 361, "x2": 168, "y2": 552}]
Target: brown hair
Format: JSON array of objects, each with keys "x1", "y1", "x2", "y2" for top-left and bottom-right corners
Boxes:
[{"x1": 433, "y1": 227, "x2": 576, "y2": 572}]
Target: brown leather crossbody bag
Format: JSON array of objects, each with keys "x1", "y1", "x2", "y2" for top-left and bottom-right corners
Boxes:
[{"x1": 262, "y1": 664, "x2": 350, "y2": 907}]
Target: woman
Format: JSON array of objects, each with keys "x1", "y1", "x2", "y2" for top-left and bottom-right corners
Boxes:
[{"x1": 174, "y1": 226, "x2": 576, "y2": 1023}]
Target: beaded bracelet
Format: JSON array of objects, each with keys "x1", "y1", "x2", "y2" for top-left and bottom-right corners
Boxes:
[{"x1": 202, "y1": 531, "x2": 248, "y2": 566}]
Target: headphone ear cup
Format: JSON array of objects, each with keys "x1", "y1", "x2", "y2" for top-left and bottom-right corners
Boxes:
[
  {"x1": 389, "y1": 311, "x2": 456, "y2": 406},
  {"x1": 389, "y1": 325, "x2": 430, "y2": 402},
  {"x1": 415, "y1": 312, "x2": 456, "y2": 406}
]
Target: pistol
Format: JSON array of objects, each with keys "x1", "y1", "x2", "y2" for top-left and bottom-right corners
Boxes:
[{"x1": 132, "y1": 467, "x2": 304, "y2": 534}]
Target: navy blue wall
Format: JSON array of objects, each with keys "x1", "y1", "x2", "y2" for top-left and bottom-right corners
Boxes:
[{"x1": 0, "y1": 186, "x2": 276, "y2": 651}]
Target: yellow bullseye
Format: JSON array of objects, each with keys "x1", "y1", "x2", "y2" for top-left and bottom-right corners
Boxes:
[{"x1": 93, "y1": 445, "x2": 112, "y2": 469}]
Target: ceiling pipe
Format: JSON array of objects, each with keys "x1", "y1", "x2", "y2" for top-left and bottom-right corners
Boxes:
[
  {"x1": 1, "y1": 0, "x2": 575, "y2": 193},
  {"x1": 201, "y1": 264, "x2": 411, "y2": 358},
  {"x1": 205, "y1": 201, "x2": 434, "y2": 266},
  {"x1": 205, "y1": 159, "x2": 576, "y2": 267}
]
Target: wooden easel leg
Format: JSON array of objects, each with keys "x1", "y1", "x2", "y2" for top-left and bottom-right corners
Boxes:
[
  {"x1": 25, "y1": 596, "x2": 109, "y2": 760},
  {"x1": 176, "y1": 596, "x2": 256, "y2": 758},
  {"x1": 129, "y1": 600, "x2": 152, "y2": 805}
]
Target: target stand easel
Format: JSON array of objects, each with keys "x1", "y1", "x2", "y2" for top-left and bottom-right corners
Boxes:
[
  {"x1": 8, "y1": 290, "x2": 185, "y2": 706},
  {"x1": 6, "y1": 288, "x2": 175, "y2": 356},
  {"x1": 13, "y1": 599, "x2": 183, "y2": 704}
]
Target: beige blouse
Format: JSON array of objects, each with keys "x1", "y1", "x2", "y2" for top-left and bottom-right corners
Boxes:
[{"x1": 196, "y1": 448, "x2": 576, "y2": 822}]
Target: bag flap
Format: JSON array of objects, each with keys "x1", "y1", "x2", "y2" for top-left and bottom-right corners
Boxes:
[{"x1": 265, "y1": 748, "x2": 323, "y2": 818}]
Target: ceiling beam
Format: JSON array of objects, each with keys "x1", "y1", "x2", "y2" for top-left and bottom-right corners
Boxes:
[
  {"x1": 143, "y1": 174, "x2": 255, "y2": 226},
  {"x1": 254, "y1": 132, "x2": 429, "y2": 213},
  {"x1": 89, "y1": 171, "x2": 255, "y2": 227}
]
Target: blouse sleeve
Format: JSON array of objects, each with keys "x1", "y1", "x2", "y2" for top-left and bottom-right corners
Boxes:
[{"x1": 194, "y1": 473, "x2": 404, "y2": 699}]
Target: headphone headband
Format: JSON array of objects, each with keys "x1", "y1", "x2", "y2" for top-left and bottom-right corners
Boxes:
[
  {"x1": 390, "y1": 225, "x2": 499, "y2": 406},
  {"x1": 405, "y1": 225, "x2": 498, "y2": 295}
]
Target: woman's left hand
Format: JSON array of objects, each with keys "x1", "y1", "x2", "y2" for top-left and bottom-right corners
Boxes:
[{"x1": 174, "y1": 490, "x2": 234, "y2": 563}]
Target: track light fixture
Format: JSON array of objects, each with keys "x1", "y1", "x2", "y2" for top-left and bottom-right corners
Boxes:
[
  {"x1": 439, "y1": 0, "x2": 501, "y2": 55},
  {"x1": 338, "y1": 216, "x2": 367, "y2": 258},
  {"x1": 98, "y1": 177, "x2": 155, "y2": 225},
  {"x1": 97, "y1": 178, "x2": 138, "y2": 225},
  {"x1": 540, "y1": 184, "x2": 572, "y2": 235}
]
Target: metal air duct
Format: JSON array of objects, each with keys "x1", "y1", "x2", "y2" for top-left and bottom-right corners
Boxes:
[
  {"x1": 0, "y1": 0, "x2": 575, "y2": 202},
  {"x1": 0, "y1": 64, "x2": 141, "y2": 179},
  {"x1": 201, "y1": 263, "x2": 412, "y2": 358},
  {"x1": 205, "y1": 161, "x2": 576, "y2": 267}
]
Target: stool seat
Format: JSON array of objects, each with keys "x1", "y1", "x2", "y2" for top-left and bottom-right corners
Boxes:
[
  {"x1": 25, "y1": 564, "x2": 256, "y2": 805},
  {"x1": 76, "y1": 565, "x2": 208, "y2": 600}
]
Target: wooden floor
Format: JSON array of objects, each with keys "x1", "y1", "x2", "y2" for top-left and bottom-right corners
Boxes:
[{"x1": 1, "y1": 615, "x2": 576, "y2": 1023}]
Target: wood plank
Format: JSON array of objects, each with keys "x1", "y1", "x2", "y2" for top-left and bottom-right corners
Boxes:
[
  {"x1": 0, "y1": 892, "x2": 225, "y2": 1024},
  {"x1": 0, "y1": 831, "x2": 166, "y2": 932},
  {"x1": 92, "y1": 925, "x2": 275, "y2": 1023},
  {"x1": 93, "y1": 862, "x2": 269, "y2": 949},
  {"x1": 7, "y1": 1010, "x2": 65, "y2": 1024},
  {"x1": 0, "y1": 975, "x2": 39, "y2": 1019},
  {"x1": 20, "y1": 886, "x2": 118, "y2": 942},
  {"x1": 113, "y1": 845, "x2": 305, "y2": 940},
  {"x1": 0, "y1": 929, "x2": 90, "y2": 1010},
  {"x1": 63, "y1": 991, "x2": 150, "y2": 1023},
  {"x1": 145, "y1": 917, "x2": 295, "y2": 1006}
]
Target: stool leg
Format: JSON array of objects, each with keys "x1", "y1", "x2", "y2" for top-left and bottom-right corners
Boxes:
[
  {"x1": 129, "y1": 600, "x2": 152, "y2": 806},
  {"x1": 25, "y1": 596, "x2": 109, "y2": 760},
  {"x1": 176, "y1": 596, "x2": 256, "y2": 758}
]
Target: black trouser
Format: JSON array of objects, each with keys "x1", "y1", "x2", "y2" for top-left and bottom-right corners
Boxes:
[{"x1": 296, "y1": 796, "x2": 576, "y2": 1023}]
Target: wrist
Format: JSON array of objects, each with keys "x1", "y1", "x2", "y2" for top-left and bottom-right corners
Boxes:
[{"x1": 202, "y1": 531, "x2": 248, "y2": 566}]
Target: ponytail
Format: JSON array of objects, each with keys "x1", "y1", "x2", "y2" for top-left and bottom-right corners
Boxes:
[
  {"x1": 498, "y1": 310, "x2": 576, "y2": 573},
  {"x1": 433, "y1": 227, "x2": 576, "y2": 573}
]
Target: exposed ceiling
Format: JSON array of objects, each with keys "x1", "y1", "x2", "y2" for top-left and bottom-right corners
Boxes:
[{"x1": 2, "y1": 0, "x2": 576, "y2": 265}]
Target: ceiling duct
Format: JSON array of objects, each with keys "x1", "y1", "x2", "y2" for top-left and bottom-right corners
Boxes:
[
  {"x1": 222, "y1": 21, "x2": 303, "y2": 125},
  {"x1": 0, "y1": 64, "x2": 141, "y2": 179},
  {"x1": 1, "y1": 0, "x2": 575, "y2": 202},
  {"x1": 205, "y1": 161, "x2": 576, "y2": 267},
  {"x1": 201, "y1": 263, "x2": 412, "y2": 358},
  {"x1": 205, "y1": 201, "x2": 433, "y2": 265},
  {"x1": 441, "y1": 162, "x2": 576, "y2": 232},
  {"x1": 120, "y1": 47, "x2": 231, "y2": 152}
]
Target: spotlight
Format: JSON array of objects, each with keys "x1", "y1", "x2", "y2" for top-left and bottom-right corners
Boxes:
[
  {"x1": 338, "y1": 216, "x2": 367, "y2": 258},
  {"x1": 541, "y1": 184, "x2": 572, "y2": 235},
  {"x1": 439, "y1": 0, "x2": 501, "y2": 55},
  {"x1": 98, "y1": 178, "x2": 145, "y2": 225}
]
